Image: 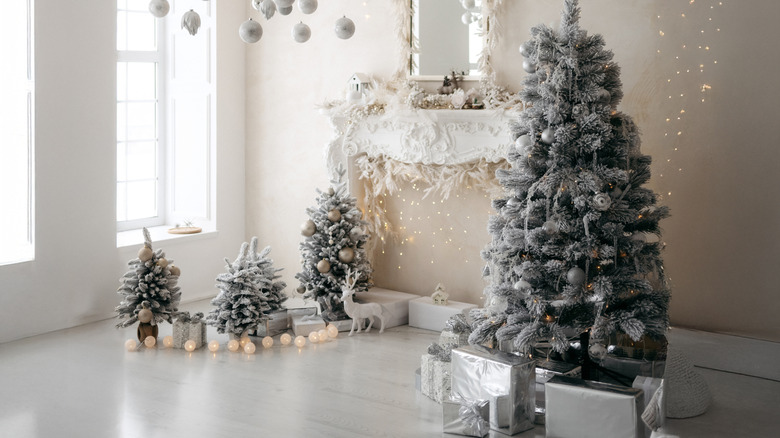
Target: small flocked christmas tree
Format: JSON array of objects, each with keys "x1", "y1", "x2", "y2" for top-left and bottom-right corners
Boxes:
[
  {"x1": 207, "y1": 237, "x2": 287, "y2": 337},
  {"x1": 296, "y1": 166, "x2": 372, "y2": 322},
  {"x1": 116, "y1": 228, "x2": 182, "y2": 338},
  {"x1": 473, "y1": 0, "x2": 670, "y2": 360}
]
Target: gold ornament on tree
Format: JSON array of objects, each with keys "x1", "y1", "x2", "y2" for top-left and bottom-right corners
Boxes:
[
  {"x1": 327, "y1": 209, "x2": 342, "y2": 222},
  {"x1": 301, "y1": 219, "x2": 316, "y2": 237},
  {"x1": 338, "y1": 247, "x2": 355, "y2": 263},
  {"x1": 317, "y1": 259, "x2": 331, "y2": 273}
]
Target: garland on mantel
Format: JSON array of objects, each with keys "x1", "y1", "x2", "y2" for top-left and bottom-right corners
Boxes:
[{"x1": 355, "y1": 154, "x2": 509, "y2": 254}]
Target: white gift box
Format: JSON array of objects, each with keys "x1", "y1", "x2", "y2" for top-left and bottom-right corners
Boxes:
[
  {"x1": 326, "y1": 318, "x2": 357, "y2": 332},
  {"x1": 354, "y1": 288, "x2": 420, "y2": 328},
  {"x1": 421, "y1": 354, "x2": 452, "y2": 403},
  {"x1": 291, "y1": 315, "x2": 326, "y2": 336},
  {"x1": 408, "y1": 297, "x2": 477, "y2": 332},
  {"x1": 633, "y1": 376, "x2": 665, "y2": 437},
  {"x1": 545, "y1": 375, "x2": 643, "y2": 438}
]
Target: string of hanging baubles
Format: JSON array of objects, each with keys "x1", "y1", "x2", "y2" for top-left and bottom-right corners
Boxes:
[{"x1": 148, "y1": 0, "x2": 356, "y2": 44}]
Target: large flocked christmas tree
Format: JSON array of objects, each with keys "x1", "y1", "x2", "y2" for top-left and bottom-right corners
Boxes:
[
  {"x1": 296, "y1": 166, "x2": 372, "y2": 322},
  {"x1": 473, "y1": 0, "x2": 670, "y2": 357},
  {"x1": 116, "y1": 228, "x2": 182, "y2": 331},
  {"x1": 207, "y1": 237, "x2": 287, "y2": 337}
]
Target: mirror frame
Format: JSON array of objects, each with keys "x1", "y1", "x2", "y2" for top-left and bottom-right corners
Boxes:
[{"x1": 395, "y1": 0, "x2": 504, "y2": 83}]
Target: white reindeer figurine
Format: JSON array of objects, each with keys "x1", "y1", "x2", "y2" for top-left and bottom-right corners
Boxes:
[{"x1": 341, "y1": 269, "x2": 386, "y2": 336}]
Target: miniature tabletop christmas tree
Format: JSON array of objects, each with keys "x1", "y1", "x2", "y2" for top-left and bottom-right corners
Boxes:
[
  {"x1": 473, "y1": 0, "x2": 671, "y2": 359},
  {"x1": 116, "y1": 228, "x2": 182, "y2": 340},
  {"x1": 296, "y1": 166, "x2": 372, "y2": 322},
  {"x1": 206, "y1": 237, "x2": 287, "y2": 338}
]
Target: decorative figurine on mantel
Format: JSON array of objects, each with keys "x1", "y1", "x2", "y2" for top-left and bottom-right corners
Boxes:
[
  {"x1": 115, "y1": 228, "x2": 182, "y2": 342},
  {"x1": 432, "y1": 283, "x2": 449, "y2": 306}
]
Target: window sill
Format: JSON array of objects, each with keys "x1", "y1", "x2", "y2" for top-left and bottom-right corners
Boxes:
[{"x1": 117, "y1": 225, "x2": 219, "y2": 248}]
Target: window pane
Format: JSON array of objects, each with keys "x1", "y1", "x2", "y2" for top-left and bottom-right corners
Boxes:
[
  {"x1": 126, "y1": 11, "x2": 156, "y2": 51},
  {"x1": 117, "y1": 12, "x2": 127, "y2": 51},
  {"x1": 116, "y1": 102, "x2": 127, "y2": 141},
  {"x1": 117, "y1": 61, "x2": 127, "y2": 100},
  {"x1": 126, "y1": 62, "x2": 156, "y2": 101},
  {"x1": 126, "y1": 180, "x2": 157, "y2": 220},
  {"x1": 125, "y1": 0, "x2": 149, "y2": 12},
  {"x1": 117, "y1": 182, "x2": 127, "y2": 222},
  {"x1": 126, "y1": 142, "x2": 157, "y2": 180},
  {"x1": 117, "y1": 142, "x2": 127, "y2": 181},
  {"x1": 126, "y1": 101, "x2": 156, "y2": 140}
]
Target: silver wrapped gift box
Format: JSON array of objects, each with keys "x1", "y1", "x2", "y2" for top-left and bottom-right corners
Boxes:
[
  {"x1": 440, "y1": 330, "x2": 470, "y2": 347},
  {"x1": 545, "y1": 375, "x2": 643, "y2": 438},
  {"x1": 253, "y1": 309, "x2": 289, "y2": 337},
  {"x1": 442, "y1": 397, "x2": 490, "y2": 437},
  {"x1": 173, "y1": 313, "x2": 207, "y2": 349},
  {"x1": 421, "y1": 354, "x2": 452, "y2": 403},
  {"x1": 451, "y1": 345, "x2": 536, "y2": 435}
]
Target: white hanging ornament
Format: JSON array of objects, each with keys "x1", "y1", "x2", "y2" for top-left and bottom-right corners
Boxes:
[
  {"x1": 461, "y1": 12, "x2": 477, "y2": 25},
  {"x1": 327, "y1": 209, "x2": 342, "y2": 222},
  {"x1": 278, "y1": 5, "x2": 293, "y2": 15},
  {"x1": 334, "y1": 16, "x2": 356, "y2": 40},
  {"x1": 239, "y1": 19, "x2": 264, "y2": 44},
  {"x1": 593, "y1": 193, "x2": 612, "y2": 211},
  {"x1": 181, "y1": 10, "x2": 201, "y2": 36},
  {"x1": 338, "y1": 247, "x2": 355, "y2": 263},
  {"x1": 293, "y1": 22, "x2": 311, "y2": 43},
  {"x1": 273, "y1": 0, "x2": 294, "y2": 8},
  {"x1": 567, "y1": 267, "x2": 586, "y2": 285},
  {"x1": 317, "y1": 259, "x2": 331, "y2": 273},
  {"x1": 522, "y1": 59, "x2": 537, "y2": 73},
  {"x1": 148, "y1": 0, "x2": 170, "y2": 18},
  {"x1": 301, "y1": 219, "x2": 316, "y2": 237},
  {"x1": 519, "y1": 42, "x2": 531, "y2": 57},
  {"x1": 515, "y1": 134, "x2": 533, "y2": 151},
  {"x1": 541, "y1": 128, "x2": 555, "y2": 144},
  {"x1": 298, "y1": 0, "x2": 318, "y2": 14},
  {"x1": 461, "y1": 0, "x2": 476, "y2": 9},
  {"x1": 257, "y1": 0, "x2": 276, "y2": 20}
]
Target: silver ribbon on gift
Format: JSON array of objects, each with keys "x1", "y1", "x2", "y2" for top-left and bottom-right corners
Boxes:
[
  {"x1": 458, "y1": 399, "x2": 490, "y2": 437},
  {"x1": 299, "y1": 314, "x2": 320, "y2": 322},
  {"x1": 427, "y1": 342, "x2": 457, "y2": 362},
  {"x1": 176, "y1": 311, "x2": 204, "y2": 323},
  {"x1": 445, "y1": 313, "x2": 471, "y2": 334}
]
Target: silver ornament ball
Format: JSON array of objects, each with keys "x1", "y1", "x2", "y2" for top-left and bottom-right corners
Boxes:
[
  {"x1": 148, "y1": 0, "x2": 170, "y2": 18},
  {"x1": 273, "y1": 0, "x2": 294, "y2": 8},
  {"x1": 239, "y1": 19, "x2": 263, "y2": 44},
  {"x1": 519, "y1": 42, "x2": 531, "y2": 57},
  {"x1": 338, "y1": 247, "x2": 355, "y2": 263},
  {"x1": 301, "y1": 219, "x2": 316, "y2": 237},
  {"x1": 542, "y1": 220, "x2": 558, "y2": 235},
  {"x1": 293, "y1": 22, "x2": 311, "y2": 43},
  {"x1": 567, "y1": 267, "x2": 586, "y2": 285},
  {"x1": 327, "y1": 209, "x2": 342, "y2": 222},
  {"x1": 335, "y1": 16, "x2": 356, "y2": 40},
  {"x1": 522, "y1": 59, "x2": 537, "y2": 73},
  {"x1": 278, "y1": 5, "x2": 293, "y2": 15},
  {"x1": 316, "y1": 259, "x2": 331, "y2": 273},
  {"x1": 298, "y1": 0, "x2": 318, "y2": 14},
  {"x1": 515, "y1": 134, "x2": 533, "y2": 151},
  {"x1": 593, "y1": 193, "x2": 612, "y2": 211},
  {"x1": 541, "y1": 128, "x2": 555, "y2": 144},
  {"x1": 589, "y1": 342, "x2": 608, "y2": 360}
]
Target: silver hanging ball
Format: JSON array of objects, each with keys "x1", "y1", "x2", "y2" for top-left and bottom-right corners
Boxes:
[
  {"x1": 522, "y1": 59, "x2": 537, "y2": 73},
  {"x1": 148, "y1": 0, "x2": 170, "y2": 18},
  {"x1": 541, "y1": 128, "x2": 555, "y2": 144},
  {"x1": 335, "y1": 16, "x2": 355, "y2": 40},
  {"x1": 239, "y1": 18, "x2": 263, "y2": 44},
  {"x1": 278, "y1": 5, "x2": 293, "y2": 15},
  {"x1": 299, "y1": 0, "x2": 318, "y2": 14},
  {"x1": 293, "y1": 22, "x2": 311, "y2": 43}
]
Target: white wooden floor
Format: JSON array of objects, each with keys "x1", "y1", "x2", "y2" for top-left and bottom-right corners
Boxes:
[{"x1": 0, "y1": 299, "x2": 778, "y2": 437}]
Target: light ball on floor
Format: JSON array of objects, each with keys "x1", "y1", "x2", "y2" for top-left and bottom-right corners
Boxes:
[
  {"x1": 184, "y1": 340, "x2": 196, "y2": 352},
  {"x1": 125, "y1": 338, "x2": 137, "y2": 351},
  {"x1": 163, "y1": 335, "x2": 174, "y2": 348},
  {"x1": 239, "y1": 336, "x2": 250, "y2": 347},
  {"x1": 308, "y1": 331, "x2": 320, "y2": 343},
  {"x1": 294, "y1": 335, "x2": 306, "y2": 348},
  {"x1": 327, "y1": 324, "x2": 339, "y2": 338},
  {"x1": 208, "y1": 340, "x2": 220, "y2": 352},
  {"x1": 244, "y1": 342, "x2": 256, "y2": 354},
  {"x1": 317, "y1": 329, "x2": 328, "y2": 341},
  {"x1": 280, "y1": 333, "x2": 292, "y2": 345},
  {"x1": 262, "y1": 336, "x2": 274, "y2": 348},
  {"x1": 227, "y1": 339, "x2": 240, "y2": 352},
  {"x1": 144, "y1": 336, "x2": 156, "y2": 348}
]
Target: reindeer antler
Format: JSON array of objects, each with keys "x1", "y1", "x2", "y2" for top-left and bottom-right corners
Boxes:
[{"x1": 342, "y1": 268, "x2": 360, "y2": 292}]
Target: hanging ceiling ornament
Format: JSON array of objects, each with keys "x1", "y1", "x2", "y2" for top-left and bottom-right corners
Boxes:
[
  {"x1": 292, "y1": 22, "x2": 311, "y2": 43},
  {"x1": 273, "y1": 0, "x2": 295, "y2": 8},
  {"x1": 298, "y1": 0, "x2": 318, "y2": 14},
  {"x1": 255, "y1": 0, "x2": 276, "y2": 20},
  {"x1": 181, "y1": 9, "x2": 201, "y2": 36},
  {"x1": 278, "y1": 5, "x2": 293, "y2": 15},
  {"x1": 239, "y1": 18, "x2": 264, "y2": 44},
  {"x1": 148, "y1": 0, "x2": 170, "y2": 18},
  {"x1": 334, "y1": 16, "x2": 355, "y2": 40}
]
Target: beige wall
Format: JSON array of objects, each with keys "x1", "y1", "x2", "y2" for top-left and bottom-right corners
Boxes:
[{"x1": 246, "y1": 0, "x2": 780, "y2": 342}]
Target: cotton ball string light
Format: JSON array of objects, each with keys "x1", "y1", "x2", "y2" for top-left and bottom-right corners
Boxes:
[
  {"x1": 208, "y1": 340, "x2": 220, "y2": 352},
  {"x1": 244, "y1": 342, "x2": 256, "y2": 354},
  {"x1": 541, "y1": 128, "x2": 555, "y2": 144},
  {"x1": 262, "y1": 336, "x2": 274, "y2": 348},
  {"x1": 125, "y1": 338, "x2": 138, "y2": 351},
  {"x1": 227, "y1": 339, "x2": 240, "y2": 352},
  {"x1": 327, "y1": 324, "x2": 339, "y2": 338},
  {"x1": 301, "y1": 219, "x2": 316, "y2": 237},
  {"x1": 292, "y1": 22, "x2": 311, "y2": 43},
  {"x1": 163, "y1": 335, "x2": 174, "y2": 348},
  {"x1": 181, "y1": 10, "x2": 201, "y2": 36},
  {"x1": 317, "y1": 329, "x2": 328, "y2": 341},
  {"x1": 294, "y1": 335, "x2": 306, "y2": 348},
  {"x1": 567, "y1": 267, "x2": 586, "y2": 285},
  {"x1": 298, "y1": 0, "x2": 318, "y2": 14},
  {"x1": 239, "y1": 19, "x2": 263, "y2": 44},
  {"x1": 148, "y1": 0, "x2": 170, "y2": 18},
  {"x1": 184, "y1": 340, "x2": 197, "y2": 352},
  {"x1": 280, "y1": 333, "x2": 292, "y2": 346},
  {"x1": 334, "y1": 16, "x2": 355, "y2": 40},
  {"x1": 144, "y1": 336, "x2": 157, "y2": 348},
  {"x1": 239, "y1": 336, "x2": 250, "y2": 348},
  {"x1": 308, "y1": 331, "x2": 320, "y2": 344}
]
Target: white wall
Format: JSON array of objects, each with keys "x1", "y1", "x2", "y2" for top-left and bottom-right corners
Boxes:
[
  {"x1": 0, "y1": 0, "x2": 247, "y2": 344},
  {"x1": 246, "y1": 0, "x2": 780, "y2": 342}
]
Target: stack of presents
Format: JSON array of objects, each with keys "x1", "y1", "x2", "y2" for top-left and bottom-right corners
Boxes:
[{"x1": 415, "y1": 309, "x2": 698, "y2": 438}]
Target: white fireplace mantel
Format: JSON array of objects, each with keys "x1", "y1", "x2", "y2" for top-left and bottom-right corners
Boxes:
[{"x1": 323, "y1": 107, "x2": 516, "y2": 181}]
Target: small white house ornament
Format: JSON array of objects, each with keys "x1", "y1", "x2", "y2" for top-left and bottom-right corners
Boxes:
[
  {"x1": 181, "y1": 10, "x2": 201, "y2": 36},
  {"x1": 347, "y1": 73, "x2": 371, "y2": 103},
  {"x1": 431, "y1": 283, "x2": 449, "y2": 305}
]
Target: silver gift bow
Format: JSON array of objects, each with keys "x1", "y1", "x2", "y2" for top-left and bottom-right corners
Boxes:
[
  {"x1": 445, "y1": 313, "x2": 471, "y2": 334},
  {"x1": 459, "y1": 400, "x2": 490, "y2": 437},
  {"x1": 299, "y1": 314, "x2": 320, "y2": 322}
]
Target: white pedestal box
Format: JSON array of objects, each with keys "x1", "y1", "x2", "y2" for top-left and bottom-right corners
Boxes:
[
  {"x1": 408, "y1": 296, "x2": 477, "y2": 332},
  {"x1": 353, "y1": 288, "x2": 421, "y2": 328}
]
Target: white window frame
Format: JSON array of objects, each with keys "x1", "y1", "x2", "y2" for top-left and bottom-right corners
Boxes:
[
  {"x1": 0, "y1": 0, "x2": 35, "y2": 266},
  {"x1": 116, "y1": 6, "x2": 166, "y2": 232}
]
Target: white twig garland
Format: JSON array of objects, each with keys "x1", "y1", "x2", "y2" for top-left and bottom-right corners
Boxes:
[{"x1": 355, "y1": 154, "x2": 508, "y2": 254}]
